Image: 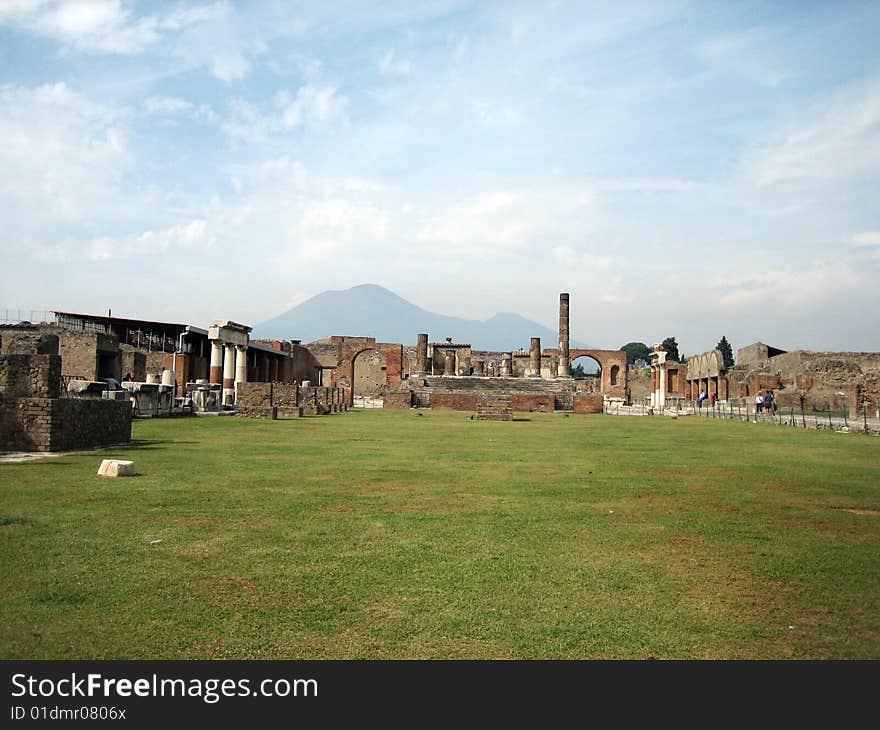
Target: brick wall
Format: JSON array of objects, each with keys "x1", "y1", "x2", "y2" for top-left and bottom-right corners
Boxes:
[
  {"x1": 428, "y1": 393, "x2": 478, "y2": 411},
  {"x1": 510, "y1": 393, "x2": 554, "y2": 412},
  {"x1": 572, "y1": 394, "x2": 603, "y2": 413},
  {"x1": 476, "y1": 393, "x2": 513, "y2": 420},
  {"x1": 850, "y1": 376, "x2": 880, "y2": 418},
  {"x1": 383, "y1": 392, "x2": 412, "y2": 409}
]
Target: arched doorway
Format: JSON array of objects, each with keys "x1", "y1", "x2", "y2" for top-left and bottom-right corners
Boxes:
[
  {"x1": 352, "y1": 348, "x2": 387, "y2": 407},
  {"x1": 570, "y1": 355, "x2": 602, "y2": 394}
]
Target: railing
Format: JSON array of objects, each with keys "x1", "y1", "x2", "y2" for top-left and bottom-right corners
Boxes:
[
  {"x1": 0, "y1": 309, "x2": 53, "y2": 325},
  {"x1": 604, "y1": 397, "x2": 879, "y2": 434}
]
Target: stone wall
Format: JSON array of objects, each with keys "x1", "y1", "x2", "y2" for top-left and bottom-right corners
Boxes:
[
  {"x1": 850, "y1": 376, "x2": 880, "y2": 418},
  {"x1": 0, "y1": 354, "x2": 62, "y2": 399},
  {"x1": 119, "y1": 346, "x2": 147, "y2": 381}
]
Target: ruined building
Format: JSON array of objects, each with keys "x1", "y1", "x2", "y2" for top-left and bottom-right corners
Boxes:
[
  {"x1": 302, "y1": 294, "x2": 629, "y2": 414},
  {"x1": 0, "y1": 325, "x2": 131, "y2": 452}
]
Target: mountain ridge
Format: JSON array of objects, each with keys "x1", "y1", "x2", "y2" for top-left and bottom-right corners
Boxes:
[{"x1": 254, "y1": 284, "x2": 588, "y2": 351}]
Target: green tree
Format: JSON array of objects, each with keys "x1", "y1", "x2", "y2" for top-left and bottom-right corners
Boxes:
[
  {"x1": 570, "y1": 363, "x2": 587, "y2": 379},
  {"x1": 619, "y1": 342, "x2": 651, "y2": 365},
  {"x1": 661, "y1": 337, "x2": 680, "y2": 362},
  {"x1": 716, "y1": 336, "x2": 735, "y2": 368}
]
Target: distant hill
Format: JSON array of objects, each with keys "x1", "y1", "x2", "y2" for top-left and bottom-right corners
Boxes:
[{"x1": 253, "y1": 284, "x2": 588, "y2": 351}]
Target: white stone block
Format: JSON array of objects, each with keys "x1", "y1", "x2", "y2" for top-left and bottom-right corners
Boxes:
[{"x1": 97, "y1": 459, "x2": 135, "y2": 477}]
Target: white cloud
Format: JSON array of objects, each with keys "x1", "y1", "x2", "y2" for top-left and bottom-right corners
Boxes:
[
  {"x1": 0, "y1": 82, "x2": 130, "y2": 226},
  {"x1": 851, "y1": 232, "x2": 880, "y2": 248},
  {"x1": 143, "y1": 95, "x2": 218, "y2": 123},
  {"x1": 744, "y1": 75, "x2": 880, "y2": 188},
  {"x1": 87, "y1": 220, "x2": 213, "y2": 261},
  {"x1": 281, "y1": 85, "x2": 348, "y2": 129},
  {"x1": 377, "y1": 49, "x2": 411, "y2": 76},
  {"x1": 0, "y1": 0, "x2": 160, "y2": 53},
  {"x1": 222, "y1": 85, "x2": 348, "y2": 143}
]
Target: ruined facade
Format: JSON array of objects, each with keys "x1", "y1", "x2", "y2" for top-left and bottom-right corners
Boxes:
[
  {"x1": 727, "y1": 343, "x2": 880, "y2": 415},
  {"x1": 0, "y1": 325, "x2": 131, "y2": 452}
]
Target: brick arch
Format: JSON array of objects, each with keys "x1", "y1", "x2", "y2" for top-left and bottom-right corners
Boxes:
[
  {"x1": 332, "y1": 342, "x2": 404, "y2": 405},
  {"x1": 568, "y1": 349, "x2": 628, "y2": 397}
]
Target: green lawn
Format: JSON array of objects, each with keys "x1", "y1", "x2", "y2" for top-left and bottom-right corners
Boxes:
[{"x1": 1, "y1": 410, "x2": 878, "y2": 659}]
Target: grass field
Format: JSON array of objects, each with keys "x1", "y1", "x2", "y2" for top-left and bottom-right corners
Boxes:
[{"x1": 1, "y1": 410, "x2": 878, "y2": 659}]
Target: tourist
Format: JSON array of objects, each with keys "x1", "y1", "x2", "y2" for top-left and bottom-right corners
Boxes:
[
  {"x1": 710, "y1": 392, "x2": 716, "y2": 407},
  {"x1": 123, "y1": 373, "x2": 132, "y2": 382},
  {"x1": 755, "y1": 393, "x2": 763, "y2": 414},
  {"x1": 764, "y1": 389, "x2": 775, "y2": 414}
]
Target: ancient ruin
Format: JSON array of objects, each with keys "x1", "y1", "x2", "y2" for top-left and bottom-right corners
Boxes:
[
  {"x1": 0, "y1": 325, "x2": 131, "y2": 452},
  {"x1": 3, "y1": 289, "x2": 878, "y2": 453}
]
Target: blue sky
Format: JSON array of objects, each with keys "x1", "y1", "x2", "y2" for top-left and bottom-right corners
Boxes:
[{"x1": 1, "y1": 0, "x2": 878, "y2": 355}]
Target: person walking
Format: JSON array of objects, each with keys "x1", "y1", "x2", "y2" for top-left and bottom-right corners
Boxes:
[{"x1": 755, "y1": 393, "x2": 763, "y2": 414}]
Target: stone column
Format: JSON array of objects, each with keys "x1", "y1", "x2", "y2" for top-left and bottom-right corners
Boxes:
[
  {"x1": 209, "y1": 341, "x2": 223, "y2": 385},
  {"x1": 473, "y1": 360, "x2": 485, "y2": 376},
  {"x1": 501, "y1": 352, "x2": 511, "y2": 377},
  {"x1": 222, "y1": 344, "x2": 236, "y2": 405},
  {"x1": 558, "y1": 293, "x2": 570, "y2": 376},
  {"x1": 658, "y1": 361, "x2": 667, "y2": 409},
  {"x1": 529, "y1": 337, "x2": 541, "y2": 377},
  {"x1": 443, "y1": 351, "x2": 455, "y2": 375},
  {"x1": 415, "y1": 334, "x2": 428, "y2": 374},
  {"x1": 235, "y1": 345, "x2": 248, "y2": 390}
]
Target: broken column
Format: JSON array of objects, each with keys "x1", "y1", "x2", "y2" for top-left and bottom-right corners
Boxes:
[
  {"x1": 235, "y1": 345, "x2": 248, "y2": 390},
  {"x1": 558, "y1": 292, "x2": 570, "y2": 376},
  {"x1": 500, "y1": 352, "x2": 512, "y2": 377},
  {"x1": 415, "y1": 334, "x2": 428, "y2": 374},
  {"x1": 443, "y1": 350, "x2": 455, "y2": 376},
  {"x1": 529, "y1": 337, "x2": 541, "y2": 377}
]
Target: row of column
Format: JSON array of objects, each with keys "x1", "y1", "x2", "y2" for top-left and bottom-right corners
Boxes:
[
  {"x1": 412, "y1": 289, "x2": 569, "y2": 378},
  {"x1": 210, "y1": 341, "x2": 248, "y2": 405}
]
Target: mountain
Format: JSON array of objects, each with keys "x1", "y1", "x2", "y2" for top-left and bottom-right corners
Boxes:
[{"x1": 253, "y1": 284, "x2": 588, "y2": 351}]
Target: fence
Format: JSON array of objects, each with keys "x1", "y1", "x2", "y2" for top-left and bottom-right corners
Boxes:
[
  {"x1": 0, "y1": 309, "x2": 53, "y2": 325},
  {"x1": 604, "y1": 398, "x2": 879, "y2": 435}
]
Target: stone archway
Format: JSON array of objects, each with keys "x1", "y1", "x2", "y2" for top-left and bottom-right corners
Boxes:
[
  {"x1": 352, "y1": 348, "x2": 387, "y2": 404},
  {"x1": 331, "y1": 342, "x2": 404, "y2": 406},
  {"x1": 567, "y1": 349, "x2": 628, "y2": 398}
]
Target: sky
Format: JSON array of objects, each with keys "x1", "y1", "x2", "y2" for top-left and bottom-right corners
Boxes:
[{"x1": 1, "y1": 0, "x2": 878, "y2": 356}]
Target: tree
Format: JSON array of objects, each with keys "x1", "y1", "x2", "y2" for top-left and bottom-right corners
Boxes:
[
  {"x1": 661, "y1": 337, "x2": 680, "y2": 362},
  {"x1": 716, "y1": 336, "x2": 735, "y2": 368},
  {"x1": 570, "y1": 363, "x2": 586, "y2": 379},
  {"x1": 619, "y1": 342, "x2": 651, "y2": 366}
]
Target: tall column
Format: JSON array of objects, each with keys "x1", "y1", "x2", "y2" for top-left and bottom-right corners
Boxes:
[
  {"x1": 529, "y1": 337, "x2": 541, "y2": 377},
  {"x1": 558, "y1": 293, "x2": 570, "y2": 376},
  {"x1": 235, "y1": 345, "x2": 248, "y2": 390},
  {"x1": 209, "y1": 341, "x2": 223, "y2": 385},
  {"x1": 222, "y1": 344, "x2": 236, "y2": 405},
  {"x1": 415, "y1": 334, "x2": 428, "y2": 374},
  {"x1": 658, "y1": 361, "x2": 667, "y2": 409}
]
